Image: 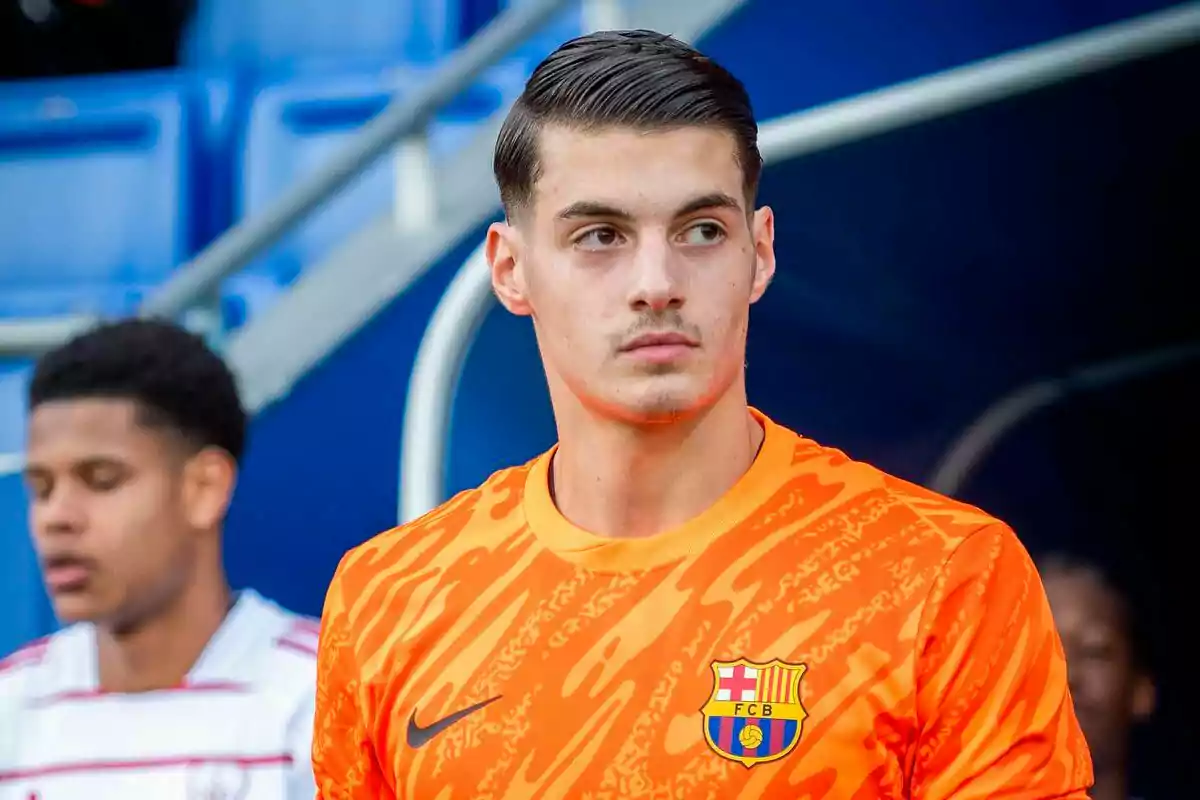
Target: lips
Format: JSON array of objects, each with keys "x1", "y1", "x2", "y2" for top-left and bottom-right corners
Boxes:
[
  {"x1": 41, "y1": 554, "x2": 96, "y2": 593},
  {"x1": 620, "y1": 331, "x2": 698, "y2": 351}
]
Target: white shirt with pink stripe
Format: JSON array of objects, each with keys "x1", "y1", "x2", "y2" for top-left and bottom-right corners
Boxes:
[{"x1": 0, "y1": 590, "x2": 318, "y2": 799}]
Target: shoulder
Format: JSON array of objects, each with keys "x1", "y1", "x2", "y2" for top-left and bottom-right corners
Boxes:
[
  {"x1": 879, "y1": 469, "x2": 1004, "y2": 536},
  {"x1": 781, "y1": 439, "x2": 1046, "y2": 658},
  {"x1": 316, "y1": 462, "x2": 535, "y2": 684},
  {"x1": 777, "y1": 426, "x2": 1017, "y2": 582},
  {"x1": 250, "y1": 594, "x2": 320, "y2": 665},
  {"x1": 0, "y1": 635, "x2": 52, "y2": 709},
  {"x1": 0, "y1": 635, "x2": 52, "y2": 679},
  {"x1": 330, "y1": 461, "x2": 535, "y2": 610},
  {"x1": 878, "y1": 471, "x2": 1031, "y2": 587},
  {"x1": 0, "y1": 627, "x2": 82, "y2": 708},
  {"x1": 0, "y1": 638, "x2": 51, "y2": 760},
  {"x1": 864, "y1": 479, "x2": 1046, "y2": 650},
  {"x1": 802, "y1": 430, "x2": 1005, "y2": 548},
  {"x1": 790, "y1": 429, "x2": 1001, "y2": 536},
  {"x1": 238, "y1": 593, "x2": 320, "y2": 707},
  {"x1": 268, "y1": 611, "x2": 322, "y2": 671}
]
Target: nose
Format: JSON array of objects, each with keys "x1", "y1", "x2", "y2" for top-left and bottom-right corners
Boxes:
[
  {"x1": 33, "y1": 484, "x2": 86, "y2": 539},
  {"x1": 626, "y1": 237, "x2": 684, "y2": 313}
]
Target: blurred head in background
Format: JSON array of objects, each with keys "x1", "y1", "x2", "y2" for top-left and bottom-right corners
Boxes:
[
  {"x1": 486, "y1": 30, "x2": 776, "y2": 427},
  {"x1": 1039, "y1": 552, "x2": 1156, "y2": 800},
  {"x1": 23, "y1": 318, "x2": 244, "y2": 632}
]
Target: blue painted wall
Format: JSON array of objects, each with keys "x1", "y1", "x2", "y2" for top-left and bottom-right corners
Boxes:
[
  {"x1": 0, "y1": 473, "x2": 53, "y2": 657},
  {"x1": 222, "y1": 226, "x2": 490, "y2": 617}
]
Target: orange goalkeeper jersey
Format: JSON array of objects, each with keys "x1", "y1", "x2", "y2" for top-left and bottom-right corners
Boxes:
[{"x1": 314, "y1": 410, "x2": 1092, "y2": 799}]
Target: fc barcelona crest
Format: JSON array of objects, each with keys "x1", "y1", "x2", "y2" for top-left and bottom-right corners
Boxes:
[{"x1": 701, "y1": 658, "x2": 808, "y2": 768}]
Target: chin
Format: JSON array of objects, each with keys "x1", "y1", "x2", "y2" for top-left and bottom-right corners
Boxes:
[
  {"x1": 615, "y1": 387, "x2": 712, "y2": 425},
  {"x1": 625, "y1": 404, "x2": 696, "y2": 425},
  {"x1": 50, "y1": 594, "x2": 107, "y2": 625},
  {"x1": 567, "y1": 368, "x2": 719, "y2": 425}
]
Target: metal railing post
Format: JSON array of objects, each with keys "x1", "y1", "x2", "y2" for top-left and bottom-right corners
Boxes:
[
  {"x1": 396, "y1": 2, "x2": 1200, "y2": 522},
  {"x1": 140, "y1": 0, "x2": 572, "y2": 321}
]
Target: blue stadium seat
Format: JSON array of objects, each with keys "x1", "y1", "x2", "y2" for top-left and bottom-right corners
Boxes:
[
  {"x1": 191, "y1": 70, "x2": 248, "y2": 250},
  {"x1": 184, "y1": 0, "x2": 461, "y2": 71},
  {"x1": 232, "y1": 62, "x2": 526, "y2": 297},
  {"x1": 0, "y1": 73, "x2": 197, "y2": 319},
  {"x1": 459, "y1": 0, "x2": 502, "y2": 40}
]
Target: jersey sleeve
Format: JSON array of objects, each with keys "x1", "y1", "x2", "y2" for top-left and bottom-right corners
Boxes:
[
  {"x1": 313, "y1": 552, "x2": 392, "y2": 799},
  {"x1": 910, "y1": 524, "x2": 1093, "y2": 799}
]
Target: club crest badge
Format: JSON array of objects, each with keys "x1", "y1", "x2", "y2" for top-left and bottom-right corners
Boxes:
[{"x1": 701, "y1": 658, "x2": 808, "y2": 768}]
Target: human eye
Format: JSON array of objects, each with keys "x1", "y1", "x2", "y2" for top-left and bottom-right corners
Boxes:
[
  {"x1": 80, "y1": 461, "x2": 128, "y2": 493},
  {"x1": 678, "y1": 221, "x2": 726, "y2": 247},
  {"x1": 574, "y1": 226, "x2": 625, "y2": 251}
]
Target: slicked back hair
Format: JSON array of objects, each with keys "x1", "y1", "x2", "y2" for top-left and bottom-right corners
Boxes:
[
  {"x1": 493, "y1": 30, "x2": 761, "y2": 217},
  {"x1": 29, "y1": 318, "x2": 247, "y2": 464}
]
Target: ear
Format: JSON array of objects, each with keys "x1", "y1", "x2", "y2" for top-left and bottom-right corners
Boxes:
[
  {"x1": 749, "y1": 205, "x2": 776, "y2": 304},
  {"x1": 487, "y1": 220, "x2": 532, "y2": 317},
  {"x1": 180, "y1": 447, "x2": 237, "y2": 531},
  {"x1": 1131, "y1": 672, "x2": 1157, "y2": 721}
]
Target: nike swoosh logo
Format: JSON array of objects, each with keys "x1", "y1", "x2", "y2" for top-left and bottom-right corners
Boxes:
[{"x1": 406, "y1": 695, "x2": 502, "y2": 748}]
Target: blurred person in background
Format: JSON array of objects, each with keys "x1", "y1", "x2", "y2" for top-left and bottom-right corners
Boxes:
[
  {"x1": 1039, "y1": 551, "x2": 1157, "y2": 800},
  {"x1": 0, "y1": 0, "x2": 194, "y2": 80},
  {"x1": 0, "y1": 319, "x2": 316, "y2": 799},
  {"x1": 313, "y1": 30, "x2": 1091, "y2": 799}
]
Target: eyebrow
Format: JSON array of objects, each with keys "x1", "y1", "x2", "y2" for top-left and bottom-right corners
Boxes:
[
  {"x1": 554, "y1": 192, "x2": 744, "y2": 222},
  {"x1": 23, "y1": 454, "x2": 126, "y2": 477}
]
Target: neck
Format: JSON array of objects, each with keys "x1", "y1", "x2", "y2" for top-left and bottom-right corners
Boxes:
[
  {"x1": 1090, "y1": 768, "x2": 1129, "y2": 800},
  {"x1": 96, "y1": 566, "x2": 232, "y2": 693},
  {"x1": 551, "y1": 387, "x2": 762, "y2": 539}
]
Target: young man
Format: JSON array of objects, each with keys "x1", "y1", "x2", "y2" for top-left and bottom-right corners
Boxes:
[
  {"x1": 314, "y1": 31, "x2": 1093, "y2": 798},
  {"x1": 1040, "y1": 552, "x2": 1156, "y2": 800},
  {"x1": 0, "y1": 319, "x2": 316, "y2": 799}
]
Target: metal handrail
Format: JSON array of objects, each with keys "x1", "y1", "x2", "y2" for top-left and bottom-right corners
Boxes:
[
  {"x1": 0, "y1": 0, "x2": 574, "y2": 354},
  {"x1": 398, "y1": 1, "x2": 1200, "y2": 523},
  {"x1": 756, "y1": 2, "x2": 1200, "y2": 163},
  {"x1": 0, "y1": 316, "x2": 98, "y2": 358},
  {"x1": 927, "y1": 342, "x2": 1200, "y2": 496},
  {"x1": 143, "y1": 0, "x2": 571, "y2": 318}
]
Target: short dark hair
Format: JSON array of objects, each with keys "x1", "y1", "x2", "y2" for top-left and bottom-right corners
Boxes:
[
  {"x1": 1036, "y1": 549, "x2": 1155, "y2": 672},
  {"x1": 29, "y1": 318, "x2": 246, "y2": 463},
  {"x1": 494, "y1": 29, "x2": 761, "y2": 215}
]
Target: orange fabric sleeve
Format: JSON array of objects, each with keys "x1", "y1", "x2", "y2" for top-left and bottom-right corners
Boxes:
[
  {"x1": 910, "y1": 524, "x2": 1094, "y2": 799},
  {"x1": 312, "y1": 552, "x2": 393, "y2": 800}
]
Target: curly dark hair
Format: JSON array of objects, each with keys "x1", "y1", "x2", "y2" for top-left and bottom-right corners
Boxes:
[{"x1": 29, "y1": 318, "x2": 246, "y2": 463}]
